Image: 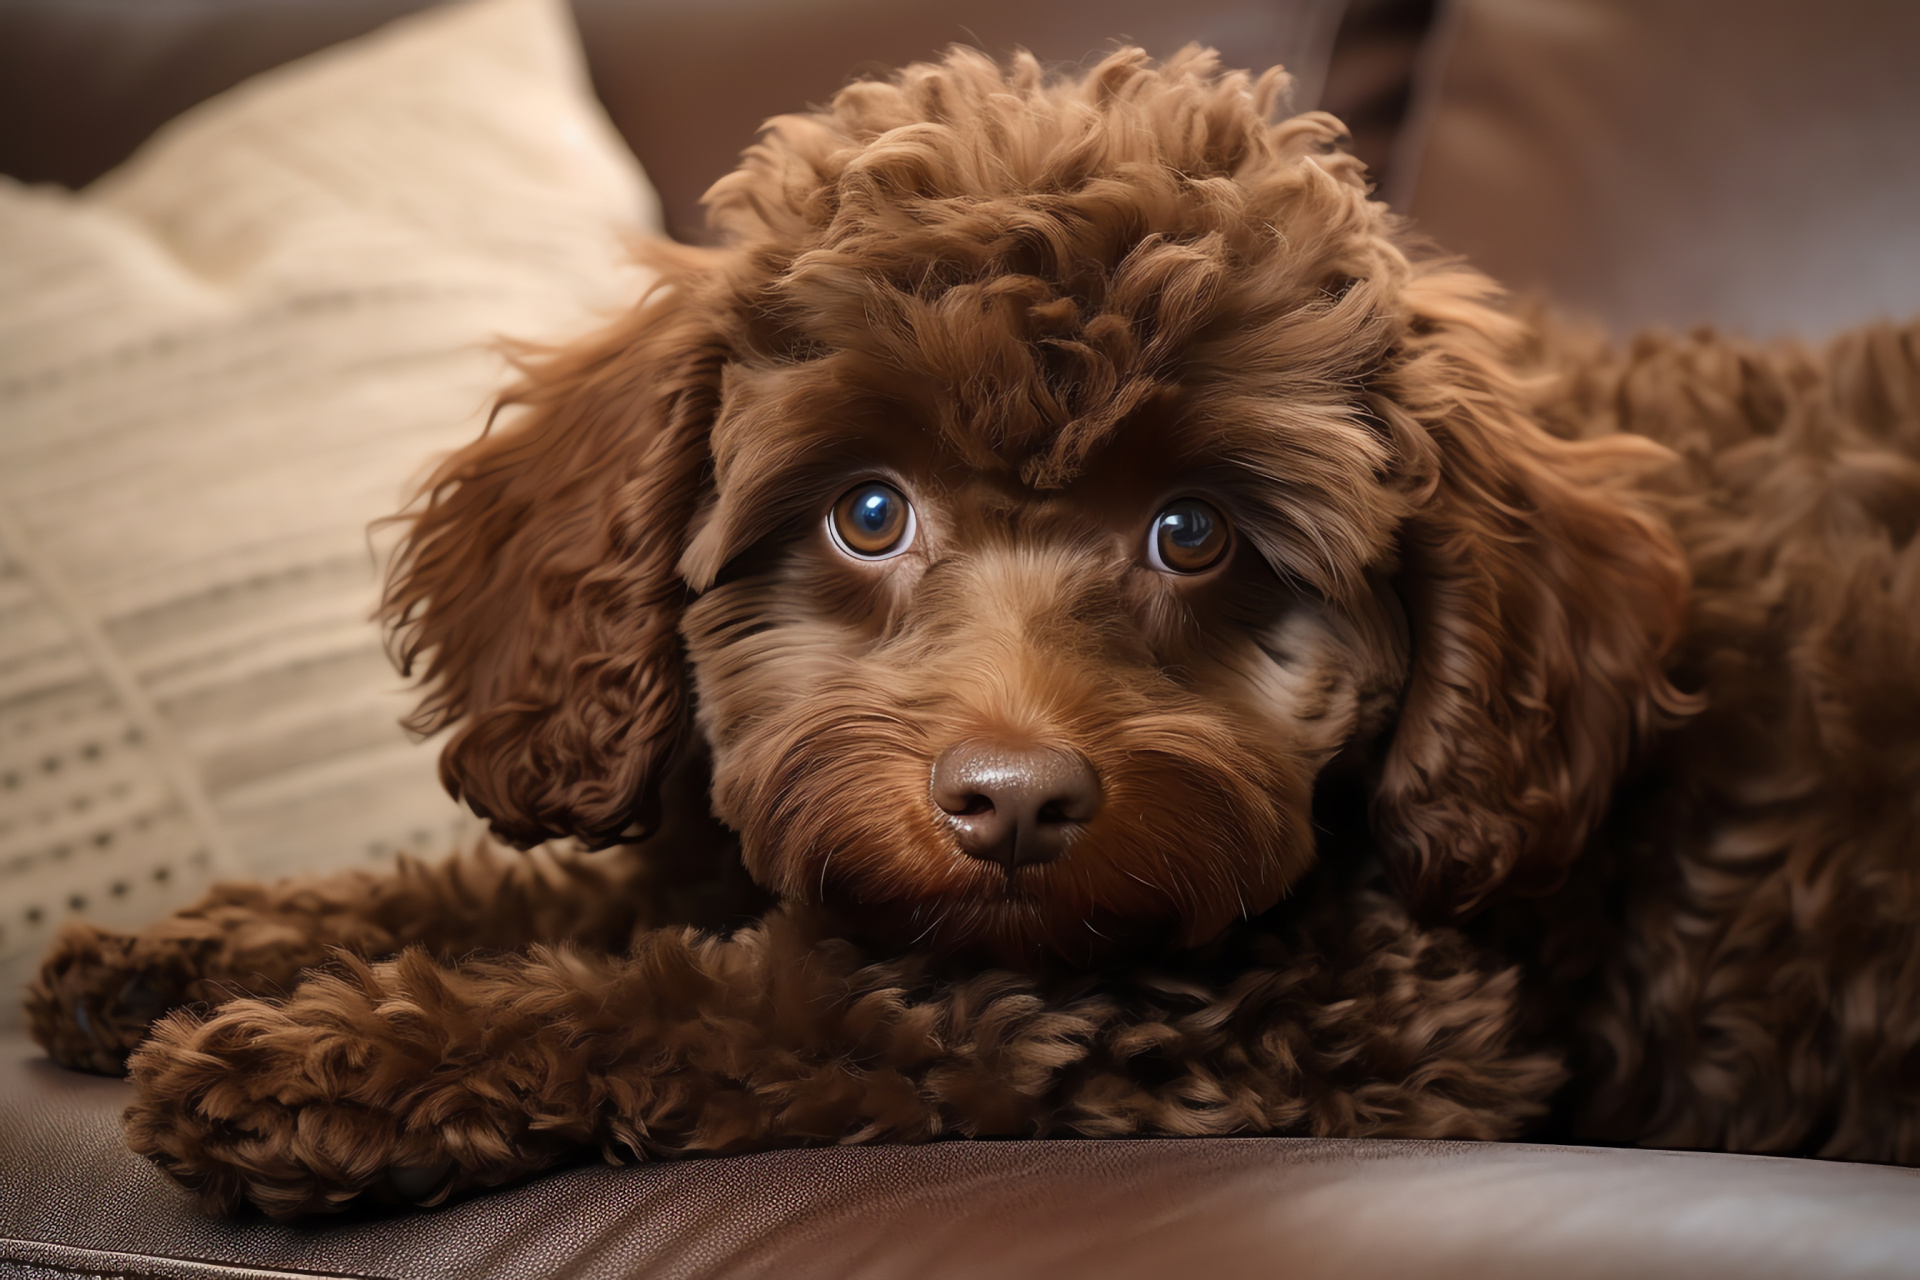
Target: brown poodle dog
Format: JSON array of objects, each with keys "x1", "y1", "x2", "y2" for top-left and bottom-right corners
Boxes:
[{"x1": 27, "y1": 47, "x2": 1920, "y2": 1219}]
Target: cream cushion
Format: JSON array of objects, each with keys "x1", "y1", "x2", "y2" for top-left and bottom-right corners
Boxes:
[{"x1": 0, "y1": 0, "x2": 660, "y2": 1021}]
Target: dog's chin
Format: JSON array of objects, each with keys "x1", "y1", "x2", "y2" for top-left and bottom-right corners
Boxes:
[{"x1": 751, "y1": 819, "x2": 1306, "y2": 971}]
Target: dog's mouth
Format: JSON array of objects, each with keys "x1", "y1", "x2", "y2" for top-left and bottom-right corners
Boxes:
[{"x1": 989, "y1": 859, "x2": 1061, "y2": 900}]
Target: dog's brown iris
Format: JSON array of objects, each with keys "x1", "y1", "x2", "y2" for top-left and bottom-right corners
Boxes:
[
  {"x1": 1149, "y1": 499, "x2": 1229, "y2": 573},
  {"x1": 830, "y1": 481, "x2": 915, "y2": 559}
]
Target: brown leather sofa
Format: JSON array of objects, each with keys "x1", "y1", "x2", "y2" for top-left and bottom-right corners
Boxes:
[{"x1": 4, "y1": 2, "x2": 1919, "y2": 1276}]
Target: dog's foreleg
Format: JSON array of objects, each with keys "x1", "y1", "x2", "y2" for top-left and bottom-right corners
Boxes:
[
  {"x1": 27, "y1": 841, "x2": 655, "y2": 1074},
  {"x1": 118, "y1": 905, "x2": 1116, "y2": 1216}
]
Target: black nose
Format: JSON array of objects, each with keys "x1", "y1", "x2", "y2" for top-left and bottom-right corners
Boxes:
[{"x1": 930, "y1": 743, "x2": 1102, "y2": 868}]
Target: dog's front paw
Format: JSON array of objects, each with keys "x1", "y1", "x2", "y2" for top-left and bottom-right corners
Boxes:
[
  {"x1": 122, "y1": 961, "x2": 530, "y2": 1218},
  {"x1": 26, "y1": 922, "x2": 215, "y2": 1074}
]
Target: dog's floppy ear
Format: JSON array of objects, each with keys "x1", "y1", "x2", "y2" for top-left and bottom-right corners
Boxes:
[
  {"x1": 1369, "y1": 268, "x2": 1692, "y2": 915},
  {"x1": 382, "y1": 273, "x2": 727, "y2": 848}
]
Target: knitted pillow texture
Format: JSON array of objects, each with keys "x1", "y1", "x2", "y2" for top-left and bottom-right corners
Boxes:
[{"x1": 0, "y1": 0, "x2": 661, "y2": 1021}]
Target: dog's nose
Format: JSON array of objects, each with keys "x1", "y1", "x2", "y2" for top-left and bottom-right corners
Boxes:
[{"x1": 930, "y1": 743, "x2": 1102, "y2": 868}]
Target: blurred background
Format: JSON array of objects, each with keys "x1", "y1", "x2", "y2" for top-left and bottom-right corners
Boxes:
[{"x1": 3, "y1": 0, "x2": 1918, "y2": 336}]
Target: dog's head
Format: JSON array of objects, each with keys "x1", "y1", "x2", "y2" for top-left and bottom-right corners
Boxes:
[{"x1": 383, "y1": 48, "x2": 1689, "y2": 965}]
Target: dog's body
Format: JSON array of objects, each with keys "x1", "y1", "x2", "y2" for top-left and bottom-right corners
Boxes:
[{"x1": 28, "y1": 49, "x2": 1920, "y2": 1217}]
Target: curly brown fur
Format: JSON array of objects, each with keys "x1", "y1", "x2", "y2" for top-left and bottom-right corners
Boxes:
[
  {"x1": 28, "y1": 47, "x2": 1920, "y2": 1216},
  {"x1": 1521, "y1": 321, "x2": 1920, "y2": 1162}
]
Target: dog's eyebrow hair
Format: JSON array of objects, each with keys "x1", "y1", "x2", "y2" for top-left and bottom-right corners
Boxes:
[
  {"x1": 681, "y1": 449, "x2": 855, "y2": 590},
  {"x1": 681, "y1": 367, "x2": 923, "y2": 589}
]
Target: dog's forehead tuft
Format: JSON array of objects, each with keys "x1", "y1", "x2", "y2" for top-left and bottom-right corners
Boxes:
[
  {"x1": 748, "y1": 212, "x2": 1397, "y2": 484},
  {"x1": 703, "y1": 46, "x2": 1405, "y2": 490},
  {"x1": 705, "y1": 46, "x2": 1353, "y2": 241}
]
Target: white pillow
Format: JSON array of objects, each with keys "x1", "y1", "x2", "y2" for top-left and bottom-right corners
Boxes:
[{"x1": 0, "y1": 0, "x2": 661, "y2": 1022}]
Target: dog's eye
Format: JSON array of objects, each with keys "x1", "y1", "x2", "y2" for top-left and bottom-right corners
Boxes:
[
  {"x1": 829, "y1": 482, "x2": 916, "y2": 560},
  {"x1": 1147, "y1": 499, "x2": 1230, "y2": 574}
]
